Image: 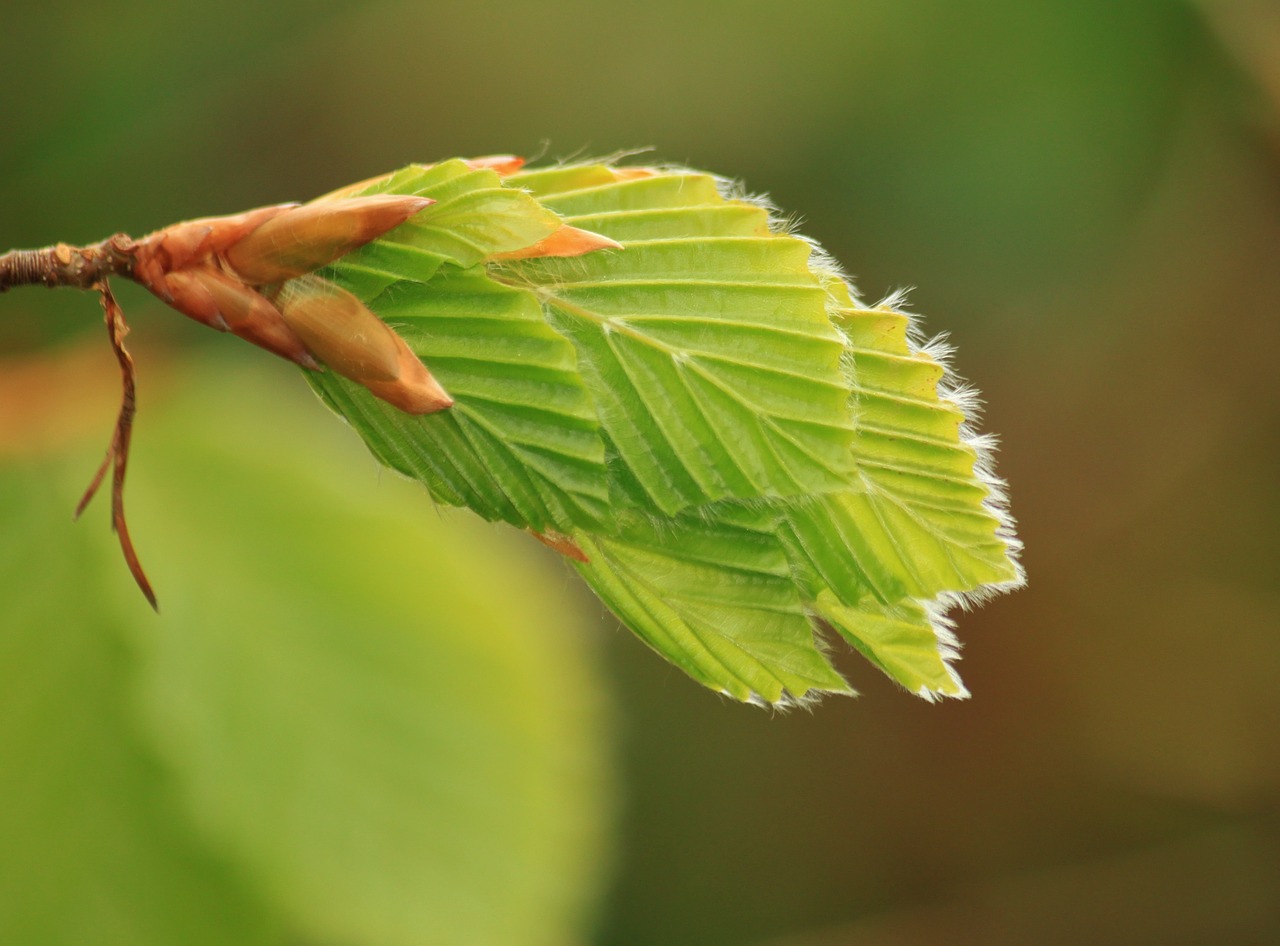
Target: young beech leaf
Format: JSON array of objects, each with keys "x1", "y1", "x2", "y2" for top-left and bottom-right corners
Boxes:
[
  {"x1": 1, "y1": 154, "x2": 1024, "y2": 706},
  {"x1": 306, "y1": 157, "x2": 1024, "y2": 705}
]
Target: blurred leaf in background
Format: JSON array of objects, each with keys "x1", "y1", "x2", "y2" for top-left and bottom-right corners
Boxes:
[{"x1": 0, "y1": 352, "x2": 612, "y2": 946}]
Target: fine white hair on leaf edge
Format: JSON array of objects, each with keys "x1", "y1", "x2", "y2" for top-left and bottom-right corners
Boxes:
[{"x1": 555, "y1": 154, "x2": 1025, "y2": 702}]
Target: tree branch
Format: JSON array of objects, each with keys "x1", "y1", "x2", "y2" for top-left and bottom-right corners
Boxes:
[{"x1": 0, "y1": 235, "x2": 136, "y2": 293}]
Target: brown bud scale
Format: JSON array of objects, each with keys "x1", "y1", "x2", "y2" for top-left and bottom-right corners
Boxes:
[
  {"x1": 224, "y1": 195, "x2": 433, "y2": 284},
  {"x1": 276, "y1": 279, "x2": 452, "y2": 415}
]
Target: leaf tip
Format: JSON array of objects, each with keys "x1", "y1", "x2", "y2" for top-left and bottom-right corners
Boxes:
[
  {"x1": 492, "y1": 225, "x2": 623, "y2": 261},
  {"x1": 531, "y1": 530, "x2": 590, "y2": 562},
  {"x1": 464, "y1": 154, "x2": 526, "y2": 176}
]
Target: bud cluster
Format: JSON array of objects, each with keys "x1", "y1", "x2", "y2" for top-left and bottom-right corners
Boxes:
[{"x1": 131, "y1": 195, "x2": 452, "y2": 414}]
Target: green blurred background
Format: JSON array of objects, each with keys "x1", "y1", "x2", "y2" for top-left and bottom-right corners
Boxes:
[{"x1": 3, "y1": 1, "x2": 1278, "y2": 944}]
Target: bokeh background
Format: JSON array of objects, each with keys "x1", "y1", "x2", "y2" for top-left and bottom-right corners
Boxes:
[{"x1": 3, "y1": 1, "x2": 1278, "y2": 944}]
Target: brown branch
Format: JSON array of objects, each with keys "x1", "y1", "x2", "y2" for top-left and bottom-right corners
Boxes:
[
  {"x1": 0, "y1": 234, "x2": 136, "y2": 293},
  {"x1": 1, "y1": 234, "x2": 156, "y2": 606}
]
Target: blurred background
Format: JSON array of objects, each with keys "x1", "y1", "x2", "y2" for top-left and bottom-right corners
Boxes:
[{"x1": 2, "y1": 1, "x2": 1278, "y2": 944}]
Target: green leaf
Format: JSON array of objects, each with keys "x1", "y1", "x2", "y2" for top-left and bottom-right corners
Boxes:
[
  {"x1": 0, "y1": 358, "x2": 613, "y2": 946},
  {"x1": 291, "y1": 158, "x2": 1024, "y2": 704},
  {"x1": 0, "y1": 467, "x2": 279, "y2": 946},
  {"x1": 814, "y1": 591, "x2": 967, "y2": 699},
  {"x1": 125, "y1": 361, "x2": 613, "y2": 946},
  {"x1": 572, "y1": 513, "x2": 851, "y2": 704},
  {"x1": 758, "y1": 292, "x2": 1022, "y2": 698},
  {"x1": 310, "y1": 268, "x2": 610, "y2": 530},
  {"x1": 327, "y1": 159, "x2": 563, "y2": 299},
  {"x1": 836, "y1": 301, "x2": 1022, "y2": 596},
  {"x1": 501, "y1": 168, "x2": 858, "y2": 513},
  {"x1": 499, "y1": 235, "x2": 856, "y2": 514}
]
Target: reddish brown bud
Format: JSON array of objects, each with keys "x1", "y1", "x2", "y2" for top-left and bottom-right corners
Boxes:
[
  {"x1": 151, "y1": 224, "x2": 214, "y2": 274},
  {"x1": 159, "y1": 268, "x2": 228, "y2": 331},
  {"x1": 197, "y1": 268, "x2": 317, "y2": 368},
  {"x1": 159, "y1": 267, "x2": 316, "y2": 368},
  {"x1": 362, "y1": 351, "x2": 454, "y2": 415},
  {"x1": 133, "y1": 204, "x2": 297, "y2": 284},
  {"x1": 131, "y1": 204, "x2": 298, "y2": 297},
  {"x1": 491, "y1": 225, "x2": 623, "y2": 261},
  {"x1": 276, "y1": 280, "x2": 399, "y2": 381},
  {"x1": 224, "y1": 195, "x2": 433, "y2": 284},
  {"x1": 276, "y1": 279, "x2": 452, "y2": 415}
]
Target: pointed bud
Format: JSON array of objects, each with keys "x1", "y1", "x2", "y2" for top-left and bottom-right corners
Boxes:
[
  {"x1": 131, "y1": 204, "x2": 298, "y2": 299},
  {"x1": 276, "y1": 279, "x2": 400, "y2": 380},
  {"x1": 361, "y1": 349, "x2": 454, "y2": 415},
  {"x1": 224, "y1": 195, "x2": 433, "y2": 285},
  {"x1": 197, "y1": 267, "x2": 318, "y2": 368},
  {"x1": 158, "y1": 268, "x2": 227, "y2": 331},
  {"x1": 159, "y1": 267, "x2": 317, "y2": 368},
  {"x1": 276, "y1": 278, "x2": 452, "y2": 415},
  {"x1": 136, "y1": 204, "x2": 298, "y2": 275},
  {"x1": 186, "y1": 204, "x2": 300, "y2": 260},
  {"x1": 491, "y1": 224, "x2": 623, "y2": 261},
  {"x1": 131, "y1": 228, "x2": 211, "y2": 299},
  {"x1": 153, "y1": 223, "x2": 214, "y2": 272}
]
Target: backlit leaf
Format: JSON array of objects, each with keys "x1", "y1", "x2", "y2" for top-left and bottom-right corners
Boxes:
[
  {"x1": 293, "y1": 158, "x2": 1024, "y2": 703},
  {"x1": 573, "y1": 513, "x2": 851, "y2": 704}
]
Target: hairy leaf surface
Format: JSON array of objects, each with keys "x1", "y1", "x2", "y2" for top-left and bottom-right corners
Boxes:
[
  {"x1": 296, "y1": 157, "x2": 1024, "y2": 704},
  {"x1": 573, "y1": 514, "x2": 851, "y2": 703},
  {"x1": 505, "y1": 166, "x2": 858, "y2": 513}
]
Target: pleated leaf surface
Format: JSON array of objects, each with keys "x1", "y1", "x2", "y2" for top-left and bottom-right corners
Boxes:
[
  {"x1": 294, "y1": 158, "x2": 1024, "y2": 704},
  {"x1": 503, "y1": 166, "x2": 858, "y2": 514}
]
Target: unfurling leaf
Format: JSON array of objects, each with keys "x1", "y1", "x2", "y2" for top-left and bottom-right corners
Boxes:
[
  {"x1": 2, "y1": 153, "x2": 1024, "y2": 705},
  {"x1": 301, "y1": 156, "x2": 1024, "y2": 705}
]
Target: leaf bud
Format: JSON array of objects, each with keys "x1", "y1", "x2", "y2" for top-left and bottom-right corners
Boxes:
[
  {"x1": 224, "y1": 195, "x2": 433, "y2": 284},
  {"x1": 276, "y1": 278, "x2": 452, "y2": 415},
  {"x1": 161, "y1": 267, "x2": 316, "y2": 368},
  {"x1": 132, "y1": 204, "x2": 298, "y2": 288}
]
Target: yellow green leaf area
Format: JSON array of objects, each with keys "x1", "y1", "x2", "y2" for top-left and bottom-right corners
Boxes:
[{"x1": 309, "y1": 159, "x2": 1023, "y2": 703}]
